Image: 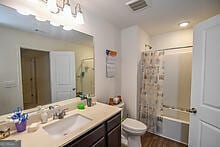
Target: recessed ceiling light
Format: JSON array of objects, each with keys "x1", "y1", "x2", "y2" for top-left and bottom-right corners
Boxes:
[{"x1": 179, "y1": 21, "x2": 190, "y2": 27}]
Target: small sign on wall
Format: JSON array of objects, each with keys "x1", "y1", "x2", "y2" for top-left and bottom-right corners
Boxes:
[{"x1": 106, "y1": 50, "x2": 117, "y2": 78}]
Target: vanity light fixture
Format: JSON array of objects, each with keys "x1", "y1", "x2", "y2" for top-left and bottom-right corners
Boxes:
[
  {"x1": 44, "y1": 0, "x2": 84, "y2": 25},
  {"x1": 179, "y1": 21, "x2": 189, "y2": 27},
  {"x1": 62, "y1": 1, "x2": 72, "y2": 18},
  {"x1": 15, "y1": 0, "x2": 85, "y2": 31},
  {"x1": 75, "y1": 3, "x2": 84, "y2": 25}
]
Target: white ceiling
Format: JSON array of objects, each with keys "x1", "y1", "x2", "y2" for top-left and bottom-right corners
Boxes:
[
  {"x1": 0, "y1": 5, "x2": 93, "y2": 47},
  {"x1": 1, "y1": 0, "x2": 220, "y2": 39},
  {"x1": 80, "y1": 0, "x2": 220, "y2": 35}
]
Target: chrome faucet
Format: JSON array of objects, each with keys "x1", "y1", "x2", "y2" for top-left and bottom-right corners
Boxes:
[
  {"x1": 48, "y1": 105, "x2": 60, "y2": 110},
  {"x1": 53, "y1": 108, "x2": 68, "y2": 120}
]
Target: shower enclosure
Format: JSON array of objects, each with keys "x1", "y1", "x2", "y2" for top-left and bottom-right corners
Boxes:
[
  {"x1": 138, "y1": 46, "x2": 192, "y2": 144},
  {"x1": 76, "y1": 57, "x2": 94, "y2": 96}
]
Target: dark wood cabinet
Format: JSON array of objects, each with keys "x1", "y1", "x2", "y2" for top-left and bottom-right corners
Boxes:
[
  {"x1": 92, "y1": 137, "x2": 105, "y2": 147},
  {"x1": 65, "y1": 124, "x2": 105, "y2": 147},
  {"x1": 64, "y1": 112, "x2": 121, "y2": 147}
]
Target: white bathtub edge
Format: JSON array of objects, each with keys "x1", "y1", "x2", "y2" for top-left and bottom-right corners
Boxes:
[{"x1": 150, "y1": 132, "x2": 188, "y2": 145}]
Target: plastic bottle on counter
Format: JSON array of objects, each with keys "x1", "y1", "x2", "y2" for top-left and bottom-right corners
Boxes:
[{"x1": 40, "y1": 109, "x2": 48, "y2": 124}]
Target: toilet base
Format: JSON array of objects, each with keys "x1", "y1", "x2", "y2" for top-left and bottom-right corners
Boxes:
[
  {"x1": 121, "y1": 135, "x2": 128, "y2": 146},
  {"x1": 127, "y1": 135, "x2": 142, "y2": 147}
]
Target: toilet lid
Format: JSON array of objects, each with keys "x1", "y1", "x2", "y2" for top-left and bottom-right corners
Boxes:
[{"x1": 122, "y1": 118, "x2": 147, "y2": 132}]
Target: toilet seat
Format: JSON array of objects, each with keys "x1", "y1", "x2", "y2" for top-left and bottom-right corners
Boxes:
[{"x1": 122, "y1": 118, "x2": 147, "y2": 135}]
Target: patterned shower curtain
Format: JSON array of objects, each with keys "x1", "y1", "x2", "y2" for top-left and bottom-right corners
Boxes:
[{"x1": 138, "y1": 50, "x2": 165, "y2": 133}]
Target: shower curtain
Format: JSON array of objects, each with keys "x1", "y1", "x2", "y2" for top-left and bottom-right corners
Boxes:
[{"x1": 138, "y1": 50, "x2": 164, "y2": 133}]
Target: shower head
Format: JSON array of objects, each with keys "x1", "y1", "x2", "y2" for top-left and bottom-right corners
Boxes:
[{"x1": 145, "y1": 44, "x2": 152, "y2": 50}]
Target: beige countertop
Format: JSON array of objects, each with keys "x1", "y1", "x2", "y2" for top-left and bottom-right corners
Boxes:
[{"x1": 4, "y1": 102, "x2": 121, "y2": 147}]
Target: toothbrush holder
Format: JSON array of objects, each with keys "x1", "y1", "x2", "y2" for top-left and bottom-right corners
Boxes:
[{"x1": 15, "y1": 120, "x2": 27, "y2": 132}]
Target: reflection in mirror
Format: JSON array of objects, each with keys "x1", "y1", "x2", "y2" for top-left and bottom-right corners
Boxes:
[{"x1": 0, "y1": 5, "x2": 94, "y2": 115}]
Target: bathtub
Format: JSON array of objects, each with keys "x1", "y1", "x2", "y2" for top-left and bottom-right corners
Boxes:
[{"x1": 156, "y1": 107, "x2": 189, "y2": 145}]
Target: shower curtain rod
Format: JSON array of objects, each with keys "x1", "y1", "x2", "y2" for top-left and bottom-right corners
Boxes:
[
  {"x1": 144, "y1": 45, "x2": 193, "y2": 52},
  {"x1": 82, "y1": 57, "x2": 94, "y2": 61}
]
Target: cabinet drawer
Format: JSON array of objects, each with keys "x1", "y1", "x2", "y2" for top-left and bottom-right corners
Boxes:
[
  {"x1": 106, "y1": 113, "x2": 121, "y2": 132},
  {"x1": 66, "y1": 124, "x2": 105, "y2": 147}
]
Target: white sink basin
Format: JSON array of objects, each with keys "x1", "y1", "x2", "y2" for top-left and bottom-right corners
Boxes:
[{"x1": 43, "y1": 114, "x2": 92, "y2": 138}]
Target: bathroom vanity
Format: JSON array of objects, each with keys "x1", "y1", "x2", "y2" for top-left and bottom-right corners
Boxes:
[
  {"x1": 2, "y1": 102, "x2": 121, "y2": 147},
  {"x1": 64, "y1": 112, "x2": 121, "y2": 147}
]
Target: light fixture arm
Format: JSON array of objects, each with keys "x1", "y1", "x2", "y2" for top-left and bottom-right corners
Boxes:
[
  {"x1": 72, "y1": 3, "x2": 82, "y2": 16},
  {"x1": 65, "y1": 0, "x2": 70, "y2": 6}
]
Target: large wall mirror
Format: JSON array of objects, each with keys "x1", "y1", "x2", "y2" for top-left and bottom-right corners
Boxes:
[{"x1": 0, "y1": 5, "x2": 94, "y2": 115}]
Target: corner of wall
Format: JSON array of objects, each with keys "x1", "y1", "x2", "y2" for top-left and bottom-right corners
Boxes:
[{"x1": 121, "y1": 25, "x2": 151, "y2": 119}]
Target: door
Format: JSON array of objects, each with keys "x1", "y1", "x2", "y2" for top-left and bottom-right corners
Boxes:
[
  {"x1": 21, "y1": 55, "x2": 38, "y2": 109},
  {"x1": 189, "y1": 14, "x2": 220, "y2": 147},
  {"x1": 50, "y1": 51, "x2": 76, "y2": 103},
  {"x1": 21, "y1": 49, "x2": 51, "y2": 108}
]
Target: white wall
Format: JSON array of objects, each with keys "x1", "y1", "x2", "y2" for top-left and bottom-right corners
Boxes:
[
  {"x1": 151, "y1": 29, "x2": 193, "y2": 50},
  {"x1": 121, "y1": 25, "x2": 150, "y2": 119},
  {"x1": 0, "y1": 1, "x2": 121, "y2": 104}
]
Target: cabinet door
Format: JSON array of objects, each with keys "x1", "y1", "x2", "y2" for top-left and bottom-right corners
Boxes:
[
  {"x1": 92, "y1": 137, "x2": 105, "y2": 147},
  {"x1": 65, "y1": 124, "x2": 105, "y2": 147},
  {"x1": 107, "y1": 125, "x2": 121, "y2": 147}
]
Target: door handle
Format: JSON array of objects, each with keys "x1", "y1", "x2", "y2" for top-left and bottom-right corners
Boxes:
[
  {"x1": 72, "y1": 88, "x2": 76, "y2": 91},
  {"x1": 189, "y1": 108, "x2": 197, "y2": 114}
]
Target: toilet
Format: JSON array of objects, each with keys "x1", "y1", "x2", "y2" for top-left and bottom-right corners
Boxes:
[{"x1": 114, "y1": 102, "x2": 147, "y2": 147}]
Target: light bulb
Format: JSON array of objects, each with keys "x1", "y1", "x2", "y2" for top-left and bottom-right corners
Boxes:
[
  {"x1": 62, "y1": 4, "x2": 72, "y2": 18},
  {"x1": 76, "y1": 11, "x2": 84, "y2": 25},
  {"x1": 47, "y1": 0, "x2": 58, "y2": 13}
]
